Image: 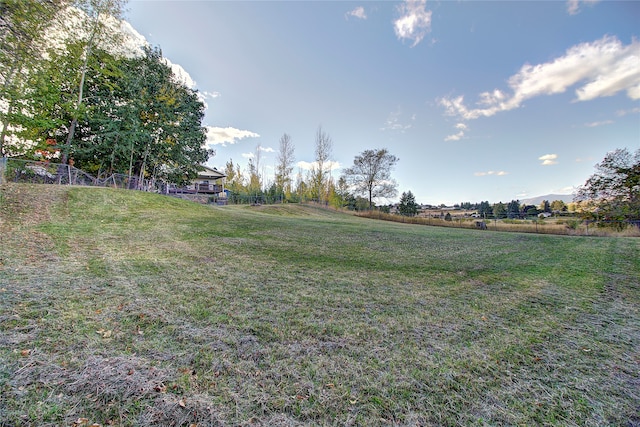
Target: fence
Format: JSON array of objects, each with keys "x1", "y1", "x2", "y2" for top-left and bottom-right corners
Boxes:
[
  {"x1": 1, "y1": 158, "x2": 162, "y2": 192},
  {"x1": 356, "y1": 210, "x2": 640, "y2": 237}
]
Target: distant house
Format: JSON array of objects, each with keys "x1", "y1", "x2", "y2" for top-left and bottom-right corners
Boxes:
[{"x1": 169, "y1": 165, "x2": 226, "y2": 197}]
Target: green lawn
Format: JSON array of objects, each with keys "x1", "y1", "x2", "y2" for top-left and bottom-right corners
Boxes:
[{"x1": 1, "y1": 184, "x2": 638, "y2": 426}]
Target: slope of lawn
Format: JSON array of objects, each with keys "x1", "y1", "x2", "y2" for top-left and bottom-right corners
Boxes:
[{"x1": 0, "y1": 183, "x2": 638, "y2": 426}]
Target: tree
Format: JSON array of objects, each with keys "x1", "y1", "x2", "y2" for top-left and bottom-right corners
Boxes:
[
  {"x1": 550, "y1": 200, "x2": 567, "y2": 212},
  {"x1": 575, "y1": 148, "x2": 640, "y2": 220},
  {"x1": 540, "y1": 200, "x2": 551, "y2": 213},
  {"x1": 59, "y1": 0, "x2": 127, "y2": 164},
  {"x1": 478, "y1": 201, "x2": 492, "y2": 217},
  {"x1": 507, "y1": 200, "x2": 520, "y2": 218},
  {"x1": 275, "y1": 133, "x2": 295, "y2": 197},
  {"x1": 493, "y1": 202, "x2": 506, "y2": 219},
  {"x1": 341, "y1": 148, "x2": 399, "y2": 209},
  {"x1": 0, "y1": 0, "x2": 66, "y2": 156},
  {"x1": 398, "y1": 191, "x2": 418, "y2": 216},
  {"x1": 309, "y1": 125, "x2": 333, "y2": 204}
]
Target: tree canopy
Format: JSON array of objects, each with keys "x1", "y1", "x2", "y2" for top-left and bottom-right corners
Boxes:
[
  {"x1": 0, "y1": 1, "x2": 212, "y2": 185},
  {"x1": 575, "y1": 148, "x2": 640, "y2": 220},
  {"x1": 398, "y1": 190, "x2": 418, "y2": 216},
  {"x1": 341, "y1": 148, "x2": 398, "y2": 209}
]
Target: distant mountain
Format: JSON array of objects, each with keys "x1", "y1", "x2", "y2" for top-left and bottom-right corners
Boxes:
[{"x1": 520, "y1": 194, "x2": 575, "y2": 206}]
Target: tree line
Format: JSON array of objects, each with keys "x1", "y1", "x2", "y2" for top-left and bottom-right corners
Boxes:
[
  {"x1": 220, "y1": 127, "x2": 400, "y2": 210},
  {"x1": 1, "y1": 0, "x2": 211, "y2": 185},
  {"x1": 2, "y1": 2, "x2": 636, "y2": 221}
]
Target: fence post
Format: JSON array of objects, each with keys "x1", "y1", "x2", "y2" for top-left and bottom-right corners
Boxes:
[{"x1": 0, "y1": 157, "x2": 6, "y2": 185}]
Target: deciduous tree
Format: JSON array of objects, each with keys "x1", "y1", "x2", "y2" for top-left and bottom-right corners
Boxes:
[
  {"x1": 341, "y1": 148, "x2": 399, "y2": 209},
  {"x1": 0, "y1": 0, "x2": 66, "y2": 156},
  {"x1": 576, "y1": 148, "x2": 640, "y2": 220},
  {"x1": 275, "y1": 133, "x2": 295, "y2": 198},
  {"x1": 309, "y1": 125, "x2": 333, "y2": 204}
]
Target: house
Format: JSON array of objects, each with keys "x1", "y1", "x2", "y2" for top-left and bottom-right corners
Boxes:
[{"x1": 169, "y1": 165, "x2": 226, "y2": 197}]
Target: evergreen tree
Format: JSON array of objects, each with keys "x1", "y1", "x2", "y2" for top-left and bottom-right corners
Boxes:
[{"x1": 398, "y1": 191, "x2": 418, "y2": 216}]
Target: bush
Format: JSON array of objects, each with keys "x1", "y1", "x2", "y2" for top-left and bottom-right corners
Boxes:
[{"x1": 565, "y1": 219, "x2": 581, "y2": 230}]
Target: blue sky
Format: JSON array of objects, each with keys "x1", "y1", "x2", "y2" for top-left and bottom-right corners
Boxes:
[{"x1": 124, "y1": 0, "x2": 639, "y2": 205}]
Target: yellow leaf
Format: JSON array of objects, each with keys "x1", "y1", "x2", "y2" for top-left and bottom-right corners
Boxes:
[{"x1": 178, "y1": 398, "x2": 186, "y2": 407}]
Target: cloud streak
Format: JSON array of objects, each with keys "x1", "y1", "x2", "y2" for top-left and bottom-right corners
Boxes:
[
  {"x1": 444, "y1": 123, "x2": 467, "y2": 141},
  {"x1": 394, "y1": 0, "x2": 432, "y2": 47},
  {"x1": 474, "y1": 170, "x2": 509, "y2": 177},
  {"x1": 566, "y1": 0, "x2": 599, "y2": 15},
  {"x1": 346, "y1": 6, "x2": 367, "y2": 20},
  {"x1": 297, "y1": 160, "x2": 341, "y2": 171},
  {"x1": 539, "y1": 154, "x2": 558, "y2": 166},
  {"x1": 206, "y1": 126, "x2": 260, "y2": 146},
  {"x1": 440, "y1": 36, "x2": 640, "y2": 120}
]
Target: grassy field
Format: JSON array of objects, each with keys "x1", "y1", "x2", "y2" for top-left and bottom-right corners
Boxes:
[{"x1": 0, "y1": 183, "x2": 638, "y2": 426}]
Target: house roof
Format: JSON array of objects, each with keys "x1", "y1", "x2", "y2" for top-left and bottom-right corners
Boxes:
[{"x1": 197, "y1": 165, "x2": 226, "y2": 179}]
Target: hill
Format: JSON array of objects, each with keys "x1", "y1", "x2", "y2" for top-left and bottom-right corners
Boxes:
[
  {"x1": 1, "y1": 183, "x2": 638, "y2": 426},
  {"x1": 520, "y1": 193, "x2": 575, "y2": 205}
]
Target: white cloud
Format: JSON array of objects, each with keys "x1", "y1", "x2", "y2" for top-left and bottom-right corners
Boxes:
[
  {"x1": 394, "y1": 0, "x2": 432, "y2": 47},
  {"x1": 118, "y1": 20, "x2": 148, "y2": 57},
  {"x1": 241, "y1": 152, "x2": 254, "y2": 159},
  {"x1": 539, "y1": 154, "x2": 558, "y2": 166},
  {"x1": 585, "y1": 120, "x2": 613, "y2": 127},
  {"x1": 474, "y1": 171, "x2": 509, "y2": 177},
  {"x1": 163, "y1": 58, "x2": 196, "y2": 89},
  {"x1": 444, "y1": 131, "x2": 464, "y2": 142},
  {"x1": 202, "y1": 91, "x2": 221, "y2": 100},
  {"x1": 566, "y1": 0, "x2": 599, "y2": 15},
  {"x1": 381, "y1": 107, "x2": 414, "y2": 131},
  {"x1": 346, "y1": 6, "x2": 367, "y2": 20},
  {"x1": 297, "y1": 160, "x2": 341, "y2": 171},
  {"x1": 553, "y1": 186, "x2": 578, "y2": 194},
  {"x1": 441, "y1": 36, "x2": 640, "y2": 120},
  {"x1": 206, "y1": 126, "x2": 260, "y2": 146},
  {"x1": 444, "y1": 123, "x2": 468, "y2": 141},
  {"x1": 258, "y1": 146, "x2": 275, "y2": 153},
  {"x1": 616, "y1": 107, "x2": 640, "y2": 116}
]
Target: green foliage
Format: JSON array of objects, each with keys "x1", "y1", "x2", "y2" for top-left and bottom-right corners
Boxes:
[
  {"x1": 1, "y1": 2, "x2": 210, "y2": 184},
  {"x1": 576, "y1": 148, "x2": 640, "y2": 220},
  {"x1": 398, "y1": 190, "x2": 418, "y2": 216},
  {"x1": 0, "y1": 0, "x2": 65, "y2": 156},
  {"x1": 493, "y1": 201, "x2": 507, "y2": 218}
]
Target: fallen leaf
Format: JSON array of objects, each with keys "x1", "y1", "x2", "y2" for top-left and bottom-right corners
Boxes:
[
  {"x1": 178, "y1": 398, "x2": 186, "y2": 407},
  {"x1": 20, "y1": 349, "x2": 31, "y2": 357}
]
